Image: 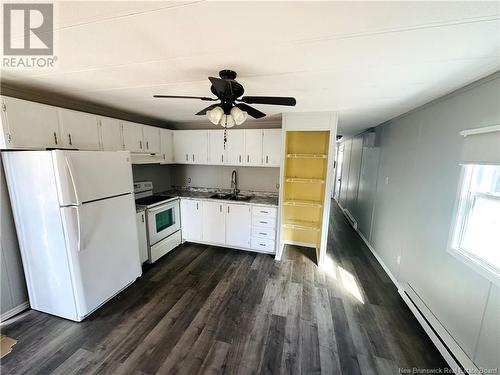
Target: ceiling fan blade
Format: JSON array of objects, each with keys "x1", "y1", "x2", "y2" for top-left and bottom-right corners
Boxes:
[
  {"x1": 153, "y1": 95, "x2": 217, "y2": 101},
  {"x1": 209, "y1": 77, "x2": 231, "y2": 97},
  {"x1": 195, "y1": 104, "x2": 219, "y2": 115},
  {"x1": 236, "y1": 103, "x2": 266, "y2": 119},
  {"x1": 240, "y1": 96, "x2": 296, "y2": 106}
]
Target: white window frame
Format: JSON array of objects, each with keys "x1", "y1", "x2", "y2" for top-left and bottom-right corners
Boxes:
[{"x1": 448, "y1": 164, "x2": 500, "y2": 286}]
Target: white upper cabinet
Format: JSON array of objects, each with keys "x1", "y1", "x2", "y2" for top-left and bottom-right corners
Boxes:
[
  {"x1": 58, "y1": 109, "x2": 100, "y2": 150},
  {"x1": 121, "y1": 121, "x2": 144, "y2": 153},
  {"x1": 191, "y1": 130, "x2": 208, "y2": 164},
  {"x1": 173, "y1": 130, "x2": 189, "y2": 163},
  {"x1": 99, "y1": 117, "x2": 122, "y2": 151},
  {"x1": 202, "y1": 201, "x2": 225, "y2": 244},
  {"x1": 160, "y1": 129, "x2": 173, "y2": 163},
  {"x1": 225, "y1": 203, "x2": 252, "y2": 248},
  {"x1": 244, "y1": 129, "x2": 263, "y2": 166},
  {"x1": 208, "y1": 130, "x2": 226, "y2": 165},
  {"x1": 173, "y1": 130, "x2": 208, "y2": 164},
  {"x1": 1, "y1": 96, "x2": 60, "y2": 149},
  {"x1": 263, "y1": 129, "x2": 282, "y2": 167},
  {"x1": 226, "y1": 129, "x2": 245, "y2": 165},
  {"x1": 143, "y1": 125, "x2": 160, "y2": 154}
]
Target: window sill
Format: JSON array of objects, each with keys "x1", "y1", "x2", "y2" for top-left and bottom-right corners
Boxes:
[{"x1": 448, "y1": 246, "x2": 500, "y2": 287}]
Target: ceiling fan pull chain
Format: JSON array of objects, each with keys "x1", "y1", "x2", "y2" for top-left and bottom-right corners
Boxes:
[{"x1": 224, "y1": 127, "x2": 227, "y2": 149}]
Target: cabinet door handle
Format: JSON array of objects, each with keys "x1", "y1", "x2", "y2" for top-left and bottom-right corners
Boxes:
[
  {"x1": 163, "y1": 153, "x2": 166, "y2": 160},
  {"x1": 68, "y1": 133, "x2": 73, "y2": 146},
  {"x1": 221, "y1": 154, "x2": 224, "y2": 163},
  {"x1": 139, "y1": 140, "x2": 143, "y2": 149},
  {"x1": 259, "y1": 232, "x2": 267, "y2": 236},
  {"x1": 53, "y1": 132, "x2": 58, "y2": 145},
  {"x1": 227, "y1": 206, "x2": 230, "y2": 213},
  {"x1": 220, "y1": 205, "x2": 222, "y2": 212},
  {"x1": 259, "y1": 220, "x2": 268, "y2": 224},
  {"x1": 192, "y1": 154, "x2": 195, "y2": 162},
  {"x1": 239, "y1": 155, "x2": 242, "y2": 163},
  {"x1": 146, "y1": 141, "x2": 149, "y2": 150},
  {"x1": 247, "y1": 155, "x2": 249, "y2": 163},
  {"x1": 266, "y1": 155, "x2": 269, "y2": 164},
  {"x1": 196, "y1": 202, "x2": 199, "y2": 210},
  {"x1": 186, "y1": 154, "x2": 188, "y2": 161}
]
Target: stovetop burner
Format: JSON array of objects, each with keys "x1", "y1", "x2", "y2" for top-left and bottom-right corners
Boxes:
[{"x1": 135, "y1": 195, "x2": 174, "y2": 206}]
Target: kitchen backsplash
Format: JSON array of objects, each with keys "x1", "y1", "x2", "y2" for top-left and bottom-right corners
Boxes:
[
  {"x1": 170, "y1": 164, "x2": 280, "y2": 192},
  {"x1": 132, "y1": 164, "x2": 172, "y2": 192}
]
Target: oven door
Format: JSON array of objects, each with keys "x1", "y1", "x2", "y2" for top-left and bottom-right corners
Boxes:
[{"x1": 147, "y1": 200, "x2": 180, "y2": 245}]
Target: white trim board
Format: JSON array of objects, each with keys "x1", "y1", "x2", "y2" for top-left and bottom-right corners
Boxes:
[
  {"x1": 338, "y1": 206, "x2": 479, "y2": 375},
  {"x1": 0, "y1": 301, "x2": 29, "y2": 322}
]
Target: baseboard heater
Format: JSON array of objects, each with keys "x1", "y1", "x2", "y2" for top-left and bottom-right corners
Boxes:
[
  {"x1": 400, "y1": 287, "x2": 468, "y2": 374},
  {"x1": 343, "y1": 209, "x2": 358, "y2": 229}
]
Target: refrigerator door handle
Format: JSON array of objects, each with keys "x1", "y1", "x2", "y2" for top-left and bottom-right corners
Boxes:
[
  {"x1": 65, "y1": 156, "x2": 80, "y2": 205},
  {"x1": 71, "y1": 206, "x2": 82, "y2": 252}
]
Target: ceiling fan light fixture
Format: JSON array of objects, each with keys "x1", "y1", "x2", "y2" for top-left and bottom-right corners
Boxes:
[
  {"x1": 230, "y1": 106, "x2": 247, "y2": 125},
  {"x1": 220, "y1": 114, "x2": 235, "y2": 128},
  {"x1": 207, "y1": 106, "x2": 224, "y2": 125}
]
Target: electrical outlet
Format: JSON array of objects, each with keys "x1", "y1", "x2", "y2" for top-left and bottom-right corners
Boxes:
[{"x1": 187, "y1": 177, "x2": 191, "y2": 185}]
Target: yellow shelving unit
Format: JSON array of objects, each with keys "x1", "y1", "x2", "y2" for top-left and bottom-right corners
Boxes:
[{"x1": 281, "y1": 131, "x2": 330, "y2": 249}]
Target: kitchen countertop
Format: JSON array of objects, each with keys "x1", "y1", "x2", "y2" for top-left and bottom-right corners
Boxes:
[{"x1": 158, "y1": 188, "x2": 279, "y2": 207}]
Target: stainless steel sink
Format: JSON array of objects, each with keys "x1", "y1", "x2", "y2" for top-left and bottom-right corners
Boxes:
[
  {"x1": 209, "y1": 193, "x2": 233, "y2": 199},
  {"x1": 209, "y1": 193, "x2": 252, "y2": 201},
  {"x1": 228, "y1": 194, "x2": 252, "y2": 201}
]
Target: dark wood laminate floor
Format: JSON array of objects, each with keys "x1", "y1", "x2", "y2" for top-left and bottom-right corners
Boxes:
[{"x1": 1, "y1": 201, "x2": 448, "y2": 374}]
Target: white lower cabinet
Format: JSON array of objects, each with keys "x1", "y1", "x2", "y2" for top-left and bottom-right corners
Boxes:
[
  {"x1": 136, "y1": 211, "x2": 148, "y2": 264},
  {"x1": 251, "y1": 206, "x2": 277, "y2": 253},
  {"x1": 225, "y1": 203, "x2": 251, "y2": 248},
  {"x1": 202, "y1": 201, "x2": 225, "y2": 243},
  {"x1": 180, "y1": 198, "x2": 276, "y2": 254},
  {"x1": 180, "y1": 199, "x2": 202, "y2": 241}
]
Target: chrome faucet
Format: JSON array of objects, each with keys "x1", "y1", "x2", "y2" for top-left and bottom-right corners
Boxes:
[{"x1": 231, "y1": 170, "x2": 239, "y2": 197}]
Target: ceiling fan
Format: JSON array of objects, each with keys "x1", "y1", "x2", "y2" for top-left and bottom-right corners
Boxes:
[{"x1": 153, "y1": 69, "x2": 296, "y2": 127}]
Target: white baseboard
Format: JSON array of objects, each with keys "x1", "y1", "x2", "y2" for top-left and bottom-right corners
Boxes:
[
  {"x1": 338, "y1": 207, "x2": 476, "y2": 374},
  {"x1": 1, "y1": 301, "x2": 29, "y2": 322}
]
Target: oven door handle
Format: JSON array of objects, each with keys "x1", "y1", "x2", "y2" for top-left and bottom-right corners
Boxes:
[{"x1": 147, "y1": 202, "x2": 177, "y2": 214}]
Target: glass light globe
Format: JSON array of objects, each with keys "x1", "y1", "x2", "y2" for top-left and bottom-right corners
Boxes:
[
  {"x1": 220, "y1": 114, "x2": 235, "y2": 128},
  {"x1": 207, "y1": 106, "x2": 224, "y2": 125},
  {"x1": 230, "y1": 106, "x2": 248, "y2": 125}
]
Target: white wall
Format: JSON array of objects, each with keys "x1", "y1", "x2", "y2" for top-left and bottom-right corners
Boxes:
[
  {"x1": 0, "y1": 155, "x2": 28, "y2": 318},
  {"x1": 337, "y1": 73, "x2": 500, "y2": 370},
  {"x1": 171, "y1": 165, "x2": 280, "y2": 193}
]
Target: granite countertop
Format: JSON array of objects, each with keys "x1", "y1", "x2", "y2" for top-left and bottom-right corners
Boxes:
[{"x1": 159, "y1": 188, "x2": 279, "y2": 207}]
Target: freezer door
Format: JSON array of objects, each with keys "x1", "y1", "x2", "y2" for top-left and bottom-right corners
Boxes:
[
  {"x1": 61, "y1": 193, "x2": 141, "y2": 319},
  {"x1": 53, "y1": 150, "x2": 134, "y2": 206}
]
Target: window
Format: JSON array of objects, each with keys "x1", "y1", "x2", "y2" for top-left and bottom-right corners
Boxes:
[{"x1": 450, "y1": 164, "x2": 500, "y2": 280}]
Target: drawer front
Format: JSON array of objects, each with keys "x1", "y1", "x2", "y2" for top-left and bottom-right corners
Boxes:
[
  {"x1": 252, "y1": 206, "x2": 277, "y2": 218},
  {"x1": 251, "y1": 238, "x2": 275, "y2": 253},
  {"x1": 252, "y1": 227, "x2": 276, "y2": 240},
  {"x1": 252, "y1": 215, "x2": 276, "y2": 228},
  {"x1": 150, "y1": 231, "x2": 181, "y2": 263}
]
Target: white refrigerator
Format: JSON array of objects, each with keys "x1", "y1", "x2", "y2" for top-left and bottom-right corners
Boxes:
[{"x1": 2, "y1": 150, "x2": 142, "y2": 321}]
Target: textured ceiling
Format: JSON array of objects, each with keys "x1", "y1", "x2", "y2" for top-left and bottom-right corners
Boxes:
[{"x1": 1, "y1": 1, "x2": 499, "y2": 135}]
